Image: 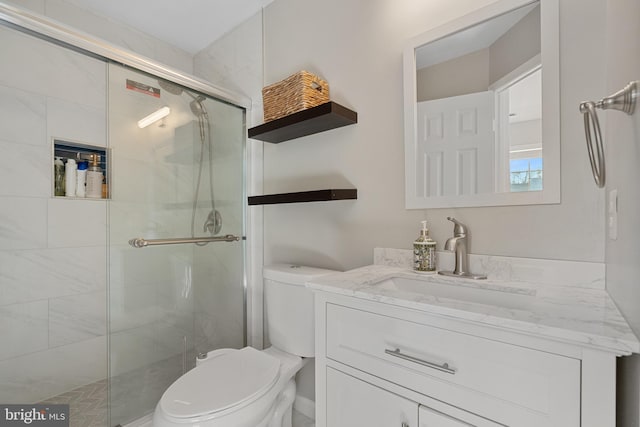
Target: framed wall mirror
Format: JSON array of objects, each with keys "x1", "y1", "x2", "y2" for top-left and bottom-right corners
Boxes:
[{"x1": 403, "y1": 0, "x2": 559, "y2": 209}]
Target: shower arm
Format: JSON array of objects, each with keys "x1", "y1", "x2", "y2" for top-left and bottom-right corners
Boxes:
[{"x1": 128, "y1": 234, "x2": 240, "y2": 248}]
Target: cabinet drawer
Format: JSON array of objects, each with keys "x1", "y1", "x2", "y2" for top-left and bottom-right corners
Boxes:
[
  {"x1": 326, "y1": 303, "x2": 580, "y2": 422},
  {"x1": 419, "y1": 405, "x2": 501, "y2": 427},
  {"x1": 327, "y1": 367, "x2": 418, "y2": 427}
]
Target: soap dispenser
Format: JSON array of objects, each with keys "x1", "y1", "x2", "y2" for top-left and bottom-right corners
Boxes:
[
  {"x1": 413, "y1": 220, "x2": 437, "y2": 272},
  {"x1": 86, "y1": 154, "x2": 103, "y2": 198}
]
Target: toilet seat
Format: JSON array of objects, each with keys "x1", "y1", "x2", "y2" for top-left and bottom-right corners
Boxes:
[{"x1": 158, "y1": 347, "x2": 280, "y2": 419}]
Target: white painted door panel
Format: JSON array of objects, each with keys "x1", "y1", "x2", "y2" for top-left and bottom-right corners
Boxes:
[{"x1": 416, "y1": 92, "x2": 494, "y2": 198}]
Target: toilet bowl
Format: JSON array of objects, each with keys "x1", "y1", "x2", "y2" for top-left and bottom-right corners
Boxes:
[{"x1": 153, "y1": 264, "x2": 337, "y2": 427}]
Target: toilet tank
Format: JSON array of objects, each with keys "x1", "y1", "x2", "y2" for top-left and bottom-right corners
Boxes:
[{"x1": 263, "y1": 264, "x2": 337, "y2": 357}]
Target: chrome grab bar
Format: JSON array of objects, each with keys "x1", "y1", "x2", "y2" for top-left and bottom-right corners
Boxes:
[
  {"x1": 579, "y1": 81, "x2": 637, "y2": 188},
  {"x1": 385, "y1": 348, "x2": 456, "y2": 375},
  {"x1": 128, "y1": 234, "x2": 240, "y2": 248}
]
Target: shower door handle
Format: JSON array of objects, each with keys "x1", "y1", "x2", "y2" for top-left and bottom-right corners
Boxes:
[{"x1": 129, "y1": 234, "x2": 241, "y2": 248}]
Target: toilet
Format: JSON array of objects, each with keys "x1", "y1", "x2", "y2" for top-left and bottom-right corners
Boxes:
[{"x1": 153, "y1": 264, "x2": 336, "y2": 427}]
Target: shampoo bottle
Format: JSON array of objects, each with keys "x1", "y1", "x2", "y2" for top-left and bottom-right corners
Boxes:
[
  {"x1": 86, "y1": 154, "x2": 103, "y2": 198},
  {"x1": 76, "y1": 160, "x2": 88, "y2": 198},
  {"x1": 413, "y1": 220, "x2": 437, "y2": 272},
  {"x1": 54, "y1": 157, "x2": 65, "y2": 196},
  {"x1": 64, "y1": 158, "x2": 77, "y2": 197}
]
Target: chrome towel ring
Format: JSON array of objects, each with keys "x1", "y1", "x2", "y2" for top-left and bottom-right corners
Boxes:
[{"x1": 579, "y1": 81, "x2": 637, "y2": 188}]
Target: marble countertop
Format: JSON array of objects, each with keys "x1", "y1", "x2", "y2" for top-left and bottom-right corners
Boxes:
[{"x1": 308, "y1": 264, "x2": 640, "y2": 355}]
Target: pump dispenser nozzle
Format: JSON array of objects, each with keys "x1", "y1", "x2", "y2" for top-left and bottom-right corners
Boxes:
[{"x1": 420, "y1": 220, "x2": 429, "y2": 237}]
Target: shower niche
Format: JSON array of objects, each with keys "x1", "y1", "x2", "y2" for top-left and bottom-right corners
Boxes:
[{"x1": 53, "y1": 139, "x2": 110, "y2": 199}]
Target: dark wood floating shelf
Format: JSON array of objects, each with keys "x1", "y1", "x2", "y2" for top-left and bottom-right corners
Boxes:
[
  {"x1": 248, "y1": 189, "x2": 357, "y2": 205},
  {"x1": 248, "y1": 101, "x2": 358, "y2": 143}
]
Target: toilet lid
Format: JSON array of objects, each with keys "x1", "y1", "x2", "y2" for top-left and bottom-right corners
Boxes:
[{"x1": 159, "y1": 347, "x2": 280, "y2": 419}]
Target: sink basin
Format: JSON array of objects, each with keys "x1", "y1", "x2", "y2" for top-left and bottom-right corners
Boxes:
[{"x1": 373, "y1": 276, "x2": 536, "y2": 311}]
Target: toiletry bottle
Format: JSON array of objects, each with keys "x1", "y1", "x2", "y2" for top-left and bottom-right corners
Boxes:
[
  {"x1": 76, "y1": 160, "x2": 88, "y2": 197},
  {"x1": 64, "y1": 158, "x2": 77, "y2": 197},
  {"x1": 413, "y1": 220, "x2": 437, "y2": 272},
  {"x1": 54, "y1": 156, "x2": 65, "y2": 196},
  {"x1": 86, "y1": 154, "x2": 103, "y2": 198}
]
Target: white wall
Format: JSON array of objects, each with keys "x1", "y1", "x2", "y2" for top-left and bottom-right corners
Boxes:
[
  {"x1": 488, "y1": 5, "x2": 540, "y2": 85},
  {"x1": 262, "y1": 0, "x2": 606, "y2": 270},
  {"x1": 4, "y1": 0, "x2": 193, "y2": 72},
  {"x1": 417, "y1": 49, "x2": 490, "y2": 102},
  {"x1": 258, "y1": 0, "x2": 607, "y2": 404},
  {"x1": 602, "y1": 1, "x2": 640, "y2": 425}
]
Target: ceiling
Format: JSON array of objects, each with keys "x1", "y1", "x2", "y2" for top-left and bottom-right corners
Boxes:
[
  {"x1": 415, "y1": 2, "x2": 536, "y2": 69},
  {"x1": 63, "y1": 0, "x2": 273, "y2": 54}
]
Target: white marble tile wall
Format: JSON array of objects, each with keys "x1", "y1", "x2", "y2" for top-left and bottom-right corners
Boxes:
[
  {"x1": 106, "y1": 62, "x2": 205, "y2": 391},
  {"x1": 49, "y1": 290, "x2": 107, "y2": 347},
  {"x1": 0, "y1": 141, "x2": 50, "y2": 197},
  {"x1": 0, "y1": 301, "x2": 49, "y2": 360},
  {"x1": 108, "y1": 245, "x2": 197, "y2": 376},
  {"x1": 0, "y1": 23, "x2": 108, "y2": 403},
  {"x1": 193, "y1": 242, "x2": 245, "y2": 353},
  {"x1": 109, "y1": 327, "x2": 158, "y2": 378},
  {"x1": 1, "y1": 2, "x2": 246, "y2": 405},
  {"x1": 190, "y1": 97, "x2": 245, "y2": 355},
  {"x1": 194, "y1": 11, "x2": 263, "y2": 125},
  {"x1": 0, "y1": 85, "x2": 46, "y2": 146},
  {"x1": 0, "y1": 336, "x2": 106, "y2": 403},
  {"x1": 194, "y1": 11, "x2": 264, "y2": 350},
  {"x1": 0, "y1": 27, "x2": 106, "y2": 109},
  {"x1": 0, "y1": 247, "x2": 106, "y2": 306},
  {"x1": 47, "y1": 97, "x2": 106, "y2": 147},
  {"x1": 47, "y1": 199, "x2": 107, "y2": 248},
  {"x1": 0, "y1": 198, "x2": 48, "y2": 251}
]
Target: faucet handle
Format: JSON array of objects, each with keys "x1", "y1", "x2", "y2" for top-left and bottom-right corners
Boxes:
[{"x1": 447, "y1": 217, "x2": 467, "y2": 236}]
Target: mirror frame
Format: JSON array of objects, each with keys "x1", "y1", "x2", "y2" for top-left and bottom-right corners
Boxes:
[{"x1": 403, "y1": 0, "x2": 560, "y2": 209}]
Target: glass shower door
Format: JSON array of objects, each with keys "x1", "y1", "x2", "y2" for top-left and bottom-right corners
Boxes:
[{"x1": 107, "y1": 63, "x2": 245, "y2": 426}]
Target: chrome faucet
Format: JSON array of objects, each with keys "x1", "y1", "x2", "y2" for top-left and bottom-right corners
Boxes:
[{"x1": 438, "y1": 217, "x2": 486, "y2": 280}]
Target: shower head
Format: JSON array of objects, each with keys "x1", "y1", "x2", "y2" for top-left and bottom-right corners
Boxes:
[
  {"x1": 158, "y1": 79, "x2": 201, "y2": 101},
  {"x1": 158, "y1": 79, "x2": 208, "y2": 118},
  {"x1": 190, "y1": 96, "x2": 208, "y2": 118},
  {"x1": 158, "y1": 79, "x2": 184, "y2": 96}
]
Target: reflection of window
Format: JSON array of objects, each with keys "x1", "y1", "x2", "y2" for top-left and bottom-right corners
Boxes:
[
  {"x1": 493, "y1": 61, "x2": 543, "y2": 193},
  {"x1": 510, "y1": 157, "x2": 543, "y2": 192}
]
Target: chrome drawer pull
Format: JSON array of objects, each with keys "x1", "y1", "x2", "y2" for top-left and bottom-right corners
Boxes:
[{"x1": 385, "y1": 348, "x2": 456, "y2": 375}]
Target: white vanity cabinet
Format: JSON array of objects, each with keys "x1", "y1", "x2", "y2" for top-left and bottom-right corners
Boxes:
[
  {"x1": 326, "y1": 367, "x2": 417, "y2": 427},
  {"x1": 327, "y1": 367, "x2": 501, "y2": 427},
  {"x1": 314, "y1": 292, "x2": 617, "y2": 427}
]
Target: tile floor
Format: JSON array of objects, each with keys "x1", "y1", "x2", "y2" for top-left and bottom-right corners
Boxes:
[
  {"x1": 292, "y1": 409, "x2": 315, "y2": 427},
  {"x1": 39, "y1": 379, "x2": 107, "y2": 427}
]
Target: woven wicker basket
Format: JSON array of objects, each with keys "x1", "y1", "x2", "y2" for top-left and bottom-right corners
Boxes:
[{"x1": 262, "y1": 70, "x2": 330, "y2": 122}]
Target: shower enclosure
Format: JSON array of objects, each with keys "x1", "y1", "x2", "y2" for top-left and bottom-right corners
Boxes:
[
  {"x1": 107, "y1": 65, "x2": 246, "y2": 425},
  {"x1": 0, "y1": 4, "x2": 247, "y2": 426}
]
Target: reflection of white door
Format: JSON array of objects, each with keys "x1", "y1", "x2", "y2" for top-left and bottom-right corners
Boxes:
[{"x1": 416, "y1": 92, "x2": 494, "y2": 197}]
